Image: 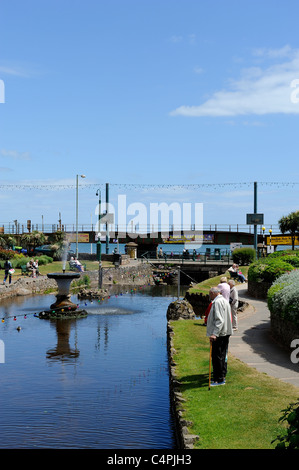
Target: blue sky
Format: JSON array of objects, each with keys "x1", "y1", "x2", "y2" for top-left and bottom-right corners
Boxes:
[{"x1": 0, "y1": 0, "x2": 299, "y2": 232}]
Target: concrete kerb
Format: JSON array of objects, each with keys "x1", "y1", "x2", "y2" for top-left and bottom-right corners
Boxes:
[{"x1": 229, "y1": 283, "x2": 299, "y2": 388}]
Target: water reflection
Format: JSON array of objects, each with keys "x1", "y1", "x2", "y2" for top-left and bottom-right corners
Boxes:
[
  {"x1": 47, "y1": 319, "x2": 80, "y2": 362},
  {"x1": 0, "y1": 287, "x2": 179, "y2": 449}
]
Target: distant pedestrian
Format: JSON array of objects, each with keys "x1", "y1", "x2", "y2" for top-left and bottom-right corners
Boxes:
[
  {"x1": 3, "y1": 259, "x2": 12, "y2": 284},
  {"x1": 228, "y1": 280, "x2": 238, "y2": 331},
  {"x1": 206, "y1": 287, "x2": 233, "y2": 386}
]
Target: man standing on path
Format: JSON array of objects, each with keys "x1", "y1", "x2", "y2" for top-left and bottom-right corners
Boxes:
[
  {"x1": 228, "y1": 279, "x2": 239, "y2": 331},
  {"x1": 207, "y1": 287, "x2": 233, "y2": 386}
]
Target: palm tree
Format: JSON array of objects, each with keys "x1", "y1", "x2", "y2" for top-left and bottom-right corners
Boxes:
[
  {"x1": 278, "y1": 211, "x2": 299, "y2": 250},
  {"x1": 20, "y1": 231, "x2": 46, "y2": 254}
]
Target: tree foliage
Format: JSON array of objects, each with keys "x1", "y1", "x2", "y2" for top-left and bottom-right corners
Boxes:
[
  {"x1": 20, "y1": 231, "x2": 46, "y2": 253},
  {"x1": 279, "y1": 210, "x2": 299, "y2": 250}
]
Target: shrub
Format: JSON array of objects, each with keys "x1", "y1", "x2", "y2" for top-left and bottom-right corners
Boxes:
[
  {"x1": 267, "y1": 249, "x2": 299, "y2": 259},
  {"x1": 267, "y1": 270, "x2": 299, "y2": 325},
  {"x1": 72, "y1": 275, "x2": 91, "y2": 288},
  {"x1": 278, "y1": 255, "x2": 299, "y2": 268},
  {"x1": 248, "y1": 258, "x2": 294, "y2": 283},
  {"x1": 232, "y1": 247, "x2": 256, "y2": 265},
  {"x1": 36, "y1": 255, "x2": 53, "y2": 265},
  {"x1": 0, "y1": 248, "x2": 19, "y2": 260},
  {"x1": 272, "y1": 399, "x2": 299, "y2": 449}
]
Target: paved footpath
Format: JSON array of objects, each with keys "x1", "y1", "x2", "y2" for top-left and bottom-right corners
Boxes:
[{"x1": 229, "y1": 284, "x2": 299, "y2": 388}]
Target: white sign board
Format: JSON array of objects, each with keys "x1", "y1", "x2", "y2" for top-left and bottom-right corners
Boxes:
[{"x1": 230, "y1": 243, "x2": 242, "y2": 251}]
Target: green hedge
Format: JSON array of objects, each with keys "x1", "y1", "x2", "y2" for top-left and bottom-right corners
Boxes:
[
  {"x1": 267, "y1": 270, "x2": 299, "y2": 325},
  {"x1": 0, "y1": 254, "x2": 53, "y2": 269},
  {"x1": 232, "y1": 247, "x2": 256, "y2": 265},
  {"x1": 248, "y1": 258, "x2": 294, "y2": 283}
]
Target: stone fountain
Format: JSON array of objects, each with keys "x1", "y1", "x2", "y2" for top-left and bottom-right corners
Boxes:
[{"x1": 39, "y1": 272, "x2": 87, "y2": 319}]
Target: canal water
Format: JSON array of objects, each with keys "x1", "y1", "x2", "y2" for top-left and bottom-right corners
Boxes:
[{"x1": 0, "y1": 285, "x2": 187, "y2": 449}]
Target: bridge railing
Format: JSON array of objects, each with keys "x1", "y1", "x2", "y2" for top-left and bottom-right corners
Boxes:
[
  {"x1": 0, "y1": 223, "x2": 281, "y2": 236},
  {"x1": 141, "y1": 249, "x2": 234, "y2": 264}
]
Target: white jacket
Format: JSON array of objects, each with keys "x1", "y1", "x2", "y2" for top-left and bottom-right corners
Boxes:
[{"x1": 206, "y1": 294, "x2": 233, "y2": 338}]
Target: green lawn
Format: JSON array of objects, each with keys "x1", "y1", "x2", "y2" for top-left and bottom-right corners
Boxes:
[
  {"x1": 10, "y1": 260, "x2": 112, "y2": 281},
  {"x1": 187, "y1": 266, "x2": 249, "y2": 295},
  {"x1": 171, "y1": 318, "x2": 299, "y2": 449}
]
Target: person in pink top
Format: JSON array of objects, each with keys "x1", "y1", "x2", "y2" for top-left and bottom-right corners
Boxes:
[{"x1": 217, "y1": 276, "x2": 230, "y2": 302}]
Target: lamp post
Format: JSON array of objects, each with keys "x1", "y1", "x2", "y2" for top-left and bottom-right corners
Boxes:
[
  {"x1": 262, "y1": 226, "x2": 265, "y2": 257},
  {"x1": 96, "y1": 189, "x2": 102, "y2": 288},
  {"x1": 76, "y1": 174, "x2": 86, "y2": 259},
  {"x1": 269, "y1": 229, "x2": 272, "y2": 253}
]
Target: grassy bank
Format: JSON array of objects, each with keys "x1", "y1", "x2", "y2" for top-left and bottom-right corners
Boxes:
[
  {"x1": 171, "y1": 318, "x2": 299, "y2": 449},
  {"x1": 187, "y1": 266, "x2": 249, "y2": 296}
]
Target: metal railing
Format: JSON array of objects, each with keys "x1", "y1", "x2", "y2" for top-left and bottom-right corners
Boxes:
[
  {"x1": 141, "y1": 249, "x2": 233, "y2": 264},
  {"x1": 0, "y1": 223, "x2": 281, "y2": 236}
]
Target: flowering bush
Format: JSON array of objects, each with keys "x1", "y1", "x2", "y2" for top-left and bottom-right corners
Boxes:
[
  {"x1": 267, "y1": 270, "x2": 299, "y2": 325},
  {"x1": 0, "y1": 248, "x2": 21, "y2": 260}
]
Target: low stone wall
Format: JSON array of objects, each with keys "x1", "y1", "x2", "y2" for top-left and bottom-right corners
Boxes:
[
  {"x1": 248, "y1": 280, "x2": 272, "y2": 299},
  {"x1": 0, "y1": 276, "x2": 57, "y2": 299},
  {"x1": 78, "y1": 253, "x2": 130, "y2": 264},
  {"x1": 87, "y1": 263, "x2": 155, "y2": 288},
  {"x1": 184, "y1": 291, "x2": 249, "y2": 317},
  {"x1": 270, "y1": 315, "x2": 299, "y2": 351},
  {"x1": 184, "y1": 291, "x2": 210, "y2": 316},
  {"x1": 0, "y1": 263, "x2": 155, "y2": 299},
  {"x1": 167, "y1": 320, "x2": 200, "y2": 449}
]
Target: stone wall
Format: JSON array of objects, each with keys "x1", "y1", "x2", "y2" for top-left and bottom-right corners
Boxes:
[
  {"x1": 87, "y1": 263, "x2": 154, "y2": 288},
  {"x1": 0, "y1": 263, "x2": 154, "y2": 299},
  {"x1": 167, "y1": 320, "x2": 199, "y2": 449},
  {"x1": 270, "y1": 315, "x2": 299, "y2": 351},
  {"x1": 78, "y1": 253, "x2": 130, "y2": 264},
  {"x1": 248, "y1": 280, "x2": 272, "y2": 299},
  {"x1": 0, "y1": 276, "x2": 57, "y2": 299}
]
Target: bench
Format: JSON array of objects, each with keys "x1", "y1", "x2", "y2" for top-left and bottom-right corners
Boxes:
[
  {"x1": 229, "y1": 271, "x2": 239, "y2": 280},
  {"x1": 69, "y1": 262, "x2": 87, "y2": 272},
  {"x1": 21, "y1": 265, "x2": 29, "y2": 275},
  {"x1": 20, "y1": 265, "x2": 39, "y2": 276}
]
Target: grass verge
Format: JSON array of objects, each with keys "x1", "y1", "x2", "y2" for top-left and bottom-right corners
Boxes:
[
  {"x1": 7, "y1": 260, "x2": 113, "y2": 282},
  {"x1": 187, "y1": 266, "x2": 249, "y2": 296},
  {"x1": 171, "y1": 318, "x2": 299, "y2": 449}
]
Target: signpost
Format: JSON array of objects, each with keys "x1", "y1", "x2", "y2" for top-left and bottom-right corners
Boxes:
[{"x1": 246, "y1": 181, "x2": 264, "y2": 252}]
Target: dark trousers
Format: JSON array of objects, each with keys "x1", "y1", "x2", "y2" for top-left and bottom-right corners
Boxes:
[
  {"x1": 212, "y1": 335, "x2": 230, "y2": 382},
  {"x1": 4, "y1": 271, "x2": 11, "y2": 284}
]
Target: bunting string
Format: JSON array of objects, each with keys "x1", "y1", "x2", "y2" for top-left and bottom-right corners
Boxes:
[{"x1": 0, "y1": 182, "x2": 298, "y2": 191}]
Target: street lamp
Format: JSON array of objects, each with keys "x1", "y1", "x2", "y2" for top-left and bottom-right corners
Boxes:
[
  {"x1": 76, "y1": 174, "x2": 86, "y2": 259},
  {"x1": 262, "y1": 226, "x2": 265, "y2": 257},
  {"x1": 96, "y1": 189, "x2": 102, "y2": 288},
  {"x1": 269, "y1": 229, "x2": 272, "y2": 252}
]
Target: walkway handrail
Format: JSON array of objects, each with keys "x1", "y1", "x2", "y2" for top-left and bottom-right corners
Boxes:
[{"x1": 1, "y1": 223, "x2": 281, "y2": 235}]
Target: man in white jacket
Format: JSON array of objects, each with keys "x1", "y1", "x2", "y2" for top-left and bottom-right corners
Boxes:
[{"x1": 206, "y1": 287, "x2": 233, "y2": 386}]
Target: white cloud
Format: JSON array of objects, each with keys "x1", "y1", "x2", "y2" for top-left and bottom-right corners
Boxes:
[
  {"x1": 194, "y1": 66, "x2": 204, "y2": 75},
  {"x1": 169, "y1": 35, "x2": 183, "y2": 43},
  {"x1": 0, "y1": 149, "x2": 31, "y2": 160},
  {"x1": 170, "y1": 46, "x2": 299, "y2": 117},
  {"x1": 168, "y1": 34, "x2": 196, "y2": 45},
  {"x1": 0, "y1": 66, "x2": 29, "y2": 77},
  {"x1": 252, "y1": 45, "x2": 293, "y2": 59}
]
